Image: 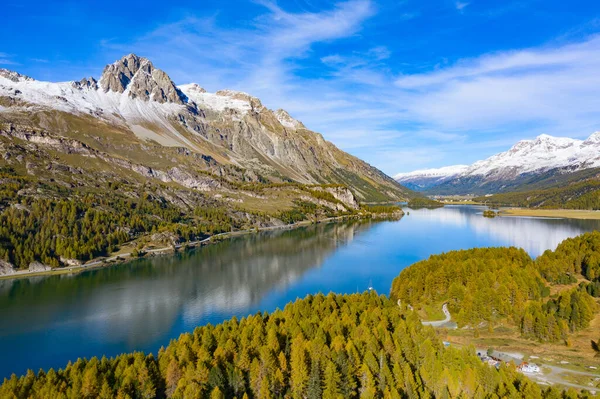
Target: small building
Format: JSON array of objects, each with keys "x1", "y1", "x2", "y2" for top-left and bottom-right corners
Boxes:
[{"x1": 518, "y1": 362, "x2": 540, "y2": 373}]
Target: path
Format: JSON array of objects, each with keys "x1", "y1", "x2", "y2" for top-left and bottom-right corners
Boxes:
[{"x1": 422, "y1": 303, "x2": 453, "y2": 327}]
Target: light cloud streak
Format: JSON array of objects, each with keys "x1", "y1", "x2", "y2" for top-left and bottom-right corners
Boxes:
[{"x1": 0, "y1": 52, "x2": 18, "y2": 65}]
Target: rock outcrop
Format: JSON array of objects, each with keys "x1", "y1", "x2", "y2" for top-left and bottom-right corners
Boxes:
[
  {"x1": 99, "y1": 54, "x2": 186, "y2": 104},
  {"x1": 0, "y1": 69, "x2": 34, "y2": 83},
  {"x1": 0, "y1": 259, "x2": 15, "y2": 276},
  {"x1": 326, "y1": 187, "x2": 360, "y2": 210},
  {"x1": 28, "y1": 261, "x2": 51, "y2": 272},
  {"x1": 274, "y1": 109, "x2": 305, "y2": 130}
]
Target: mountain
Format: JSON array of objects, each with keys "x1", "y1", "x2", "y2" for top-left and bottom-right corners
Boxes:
[
  {"x1": 474, "y1": 167, "x2": 600, "y2": 209},
  {"x1": 0, "y1": 54, "x2": 411, "y2": 273},
  {"x1": 0, "y1": 54, "x2": 410, "y2": 202},
  {"x1": 396, "y1": 132, "x2": 600, "y2": 195},
  {"x1": 394, "y1": 165, "x2": 469, "y2": 191}
]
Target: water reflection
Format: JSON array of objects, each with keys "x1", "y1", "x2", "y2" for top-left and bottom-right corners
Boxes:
[
  {"x1": 0, "y1": 221, "x2": 372, "y2": 378},
  {"x1": 408, "y1": 205, "x2": 600, "y2": 256},
  {"x1": 1, "y1": 206, "x2": 599, "y2": 379}
]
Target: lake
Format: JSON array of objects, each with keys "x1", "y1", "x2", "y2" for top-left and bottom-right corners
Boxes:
[{"x1": 1, "y1": 205, "x2": 599, "y2": 379}]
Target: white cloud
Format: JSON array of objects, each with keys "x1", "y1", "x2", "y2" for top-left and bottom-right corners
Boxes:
[
  {"x1": 395, "y1": 35, "x2": 600, "y2": 133},
  {"x1": 0, "y1": 52, "x2": 17, "y2": 65},
  {"x1": 321, "y1": 54, "x2": 345, "y2": 65},
  {"x1": 455, "y1": 2, "x2": 470, "y2": 11}
]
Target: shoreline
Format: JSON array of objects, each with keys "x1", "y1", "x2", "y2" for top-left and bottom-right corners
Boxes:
[
  {"x1": 499, "y1": 208, "x2": 600, "y2": 220},
  {"x1": 0, "y1": 212, "x2": 401, "y2": 282}
]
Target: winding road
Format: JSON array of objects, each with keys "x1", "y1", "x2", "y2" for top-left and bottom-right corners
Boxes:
[{"x1": 422, "y1": 303, "x2": 453, "y2": 327}]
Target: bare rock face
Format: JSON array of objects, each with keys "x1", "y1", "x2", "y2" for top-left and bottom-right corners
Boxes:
[
  {"x1": 274, "y1": 109, "x2": 305, "y2": 130},
  {"x1": 99, "y1": 53, "x2": 142, "y2": 93},
  {"x1": 326, "y1": 187, "x2": 360, "y2": 210},
  {"x1": 99, "y1": 54, "x2": 185, "y2": 104},
  {"x1": 72, "y1": 77, "x2": 98, "y2": 90},
  {"x1": 0, "y1": 259, "x2": 15, "y2": 276},
  {"x1": 0, "y1": 69, "x2": 34, "y2": 83},
  {"x1": 28, "y1": 261, "x2": 52, "y2": 272},
  {"x1": 60, "y1": 256, "x2": 82, "y2": 267}
]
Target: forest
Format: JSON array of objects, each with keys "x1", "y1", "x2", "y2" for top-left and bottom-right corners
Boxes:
[
  {"x1": 0, "y1": 292, "x2": 592, "y2": 399},
  {"x1": 390, "y1": 233, "x2": 600, "y2": 342},
  {"x1": 0, "y1": 194, "x2": 238, "y2": 270},
  {"x1": 0, "y1": 163, "x2": 366, "y2": 271},
  {"x1": 475, "y1": 180, "x2": 600, "y2": 210},
  {"x1": 406, "y1": 197, "x2": 444, "y2": 208}
]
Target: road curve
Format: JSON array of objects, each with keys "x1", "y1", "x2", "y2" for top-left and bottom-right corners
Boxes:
[{"x1": 422, "y1": 303, "x2": 451, "y2": 327}]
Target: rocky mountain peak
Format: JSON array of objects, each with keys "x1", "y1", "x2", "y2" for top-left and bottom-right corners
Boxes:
[
  {"x1": 583, "y1": 131, "x2": 600, "y2": 145},
  {"x1": 274, "y1": 109, "x2": 305, "y2": 130},
  {"x1": 72, "y1": 77, "x2": 98, "y2": 90},
  {"x1": 99, "y1": 53, "x2": 145, "y2": 93},
  {"x1": 99, "y1": 54, "x2": 186, "y2": 104},
  {"x1": 185, "y1": 83, "x2": 207, "y2": 94},
  {"x1": 0, "y1": 69, "x2": 34, "y2": 83},
  {"x1": 216, "y1": 90, "x2": 263, "y2": 111}
]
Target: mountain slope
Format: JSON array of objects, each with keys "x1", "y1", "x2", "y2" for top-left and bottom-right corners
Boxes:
[
  {"x1": 0, "y1": 54, "x2": 411, "y2": 202},
  {"x1": 475, "y1": 167, "x2": 600, "y2": 209},
  {"x1": 396, "y1": 132, "x2": 600, "y2": 195},
  {"x1": 0, "y1": 54, "x2": 411, "y2": 273}
]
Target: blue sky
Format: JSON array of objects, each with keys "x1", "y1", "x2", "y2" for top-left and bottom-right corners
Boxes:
[{"x1": 2, "y1": 0, "x2": 600, "y2": 175}]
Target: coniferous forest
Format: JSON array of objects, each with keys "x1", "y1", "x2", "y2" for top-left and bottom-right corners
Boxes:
[
  {"x1": 0, "y1": 292, "x2": 592, "y2": 399},
  {"x1": 2, "y1": 233, "x2": 600, "y2": 398},
  {"x1": 391, "y1": 232, "x2": 600, "y2": 343}
]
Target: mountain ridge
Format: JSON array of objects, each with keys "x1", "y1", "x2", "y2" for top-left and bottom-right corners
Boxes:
[
  {"x1": 396, "y1": 132, "x2": 600, "y2": 194},
  {"x1": 0, "y1": 54, "x2": 412, "y2": 202}
]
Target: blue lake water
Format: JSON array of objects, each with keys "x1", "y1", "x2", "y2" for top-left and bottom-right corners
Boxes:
[{"x1": 1, "y1": 205, "x2": 599, "y2": 379}]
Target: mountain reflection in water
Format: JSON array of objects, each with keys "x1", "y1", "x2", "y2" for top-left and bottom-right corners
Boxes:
[{"x1": 1, "y1": 206, "x2": 600, "y2": 379}]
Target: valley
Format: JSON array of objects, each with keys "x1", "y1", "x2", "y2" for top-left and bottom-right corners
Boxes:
[
  {"x1": 2, "y1": 206, "x2": 600, "y2": 397},
  {"x1": 4, "y1": 1, "x2": 600, "y2": 397},
  {"x1": 2, "y1": 205, "x2": 600, "y2": 397}
]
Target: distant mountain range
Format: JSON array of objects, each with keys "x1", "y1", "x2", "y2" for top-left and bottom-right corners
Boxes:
[
  {"x1": 0, "y1": 54, "x2": 411, "y2": 203},
  {"x1": 395, "y1": 132, "x2": 600, "y2": 195}
]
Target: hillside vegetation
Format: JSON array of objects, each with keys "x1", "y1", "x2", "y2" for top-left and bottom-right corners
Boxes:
[
  {"x1": 406, "y1": 197, "x2": 444, "y2": 208},
  {"x1": 475, "y1": 168, "x2": 600, "y2": 210},
  {"x1": 0, "y1": 292, "x2": 589, "y2": 399},
  {"x1": 391, "y1": 233, "x2": 600, "y2": 343},
  {"x1": 0, "y1": 162, "x2": 381, "y2": 272}
]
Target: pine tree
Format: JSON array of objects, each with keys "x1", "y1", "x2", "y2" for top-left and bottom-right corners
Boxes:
[
  {"x1": 322, "y1": 362, "x2": 342, "y2": 399},
  {"x1": 307, "y1": 359, "x2": 322, "y2": 399}
]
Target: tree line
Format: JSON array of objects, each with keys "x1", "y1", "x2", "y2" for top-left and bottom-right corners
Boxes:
[
  {"x1": 391, "y1": 233, "x2": 600, "y2": 342},
  {"x1": 0, "y1": 292, "x2": 590, "y2": 399},
  {"x1": 475, "y1": 180, "x2": 600, "y2": 210}
]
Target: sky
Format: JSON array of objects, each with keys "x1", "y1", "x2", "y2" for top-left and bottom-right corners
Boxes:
[{"x1": 2, "y1": 0, "x2": 600, "y2": 175}]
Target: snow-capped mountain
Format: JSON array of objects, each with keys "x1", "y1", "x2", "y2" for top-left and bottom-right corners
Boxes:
[
  {"x1": 396, "y1": 133, "x2": 600, "y2": 194},
  {"x1": 394, "y1": 165, "x2": 469, "y2": 190},
  {"x1": 0, "y1": 54, "x2": 410, "y2": 201}
]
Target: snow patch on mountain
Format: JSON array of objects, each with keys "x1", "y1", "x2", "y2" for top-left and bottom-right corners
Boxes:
[
  {"x1": 274, "y1": 109, "x2": 304, "y2": 130},
  {"x1": 396, "y1": 132, "x2": 600, "y2": 188},
  {"x1": 178, "y1": 84, "x2": 253, "y2": 114},
  {"x1": 464, "y1": 133, "x2": 600, "y2": 178},
  {"x1": 394, "y1": 165, "x2": 469, "y2": 181}
]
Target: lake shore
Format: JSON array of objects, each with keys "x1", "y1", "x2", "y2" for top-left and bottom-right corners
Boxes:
[
  {"x1": 0, "y1": 212, "x2": 401, "y2": 281},
  {"x1": 500, "y1": 208, "x2": 600, "y2": 220}
]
